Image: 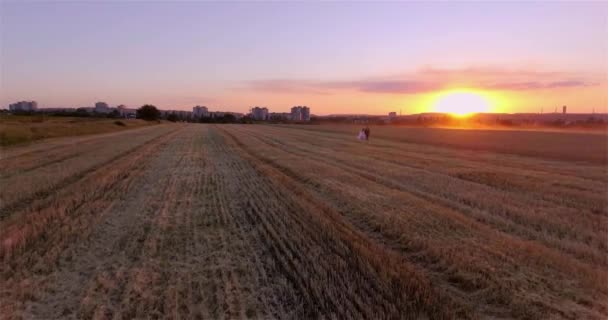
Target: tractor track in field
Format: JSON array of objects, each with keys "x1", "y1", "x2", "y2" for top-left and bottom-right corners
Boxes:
[
  {"x1": 231, "y1": 125, "x2": 607, "y2": 263},
  {"x1": 0, "y1": 126, "x2": 165, "y2": 178},
  {"x1": 263, "y1": 124, "x2": 608, "y2": 184},
  {"x1": 216, "y1": 125, "x2": 608, "y2": 319},
  {"x1": 15, "y1": 126, "x2": 287, "y2": 319},
  {"x1": 214, "y1": 126, "x2": 468, "y2": 319},
  {"x1": 0, "y1": 126, "x2": 178, "y2": 219},
  {"x1": 2, "y1": 124, "x2": 606, "y2": 319},
  {"x1": 1, "y1": 127, "x2": 183, "y2": 317},
  {"x1": 234, "y1": 125, "x2": 608, "y2": 265}
]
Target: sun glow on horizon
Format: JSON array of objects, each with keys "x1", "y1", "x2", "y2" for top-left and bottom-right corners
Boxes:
[{"x1": 431, "y1": 90, "x2": 494, "y2": 117}]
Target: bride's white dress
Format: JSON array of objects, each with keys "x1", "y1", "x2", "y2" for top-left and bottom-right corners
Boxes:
[{"x1": 357, "y1": 131, "x2": 366, "y2": 140}]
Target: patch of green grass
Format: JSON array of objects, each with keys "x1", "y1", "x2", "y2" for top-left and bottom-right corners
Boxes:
[{"x1": 0, "y1": 115, "x2": 158, "y2": 147}]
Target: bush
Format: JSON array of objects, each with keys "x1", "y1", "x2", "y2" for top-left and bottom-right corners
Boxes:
[
  {"x1": 167, "y1": 113, "x2": 179, "y2": 122},
  {"x1": 136, "y1": 104, "x2": 160, "y2": 121},
  {"x1": 107, "y1": 110, "x2": 121, "y2": 119}
]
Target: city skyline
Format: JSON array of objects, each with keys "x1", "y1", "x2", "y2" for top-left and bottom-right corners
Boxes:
[{"x1": 1, "y1": 2, "x2": 606, "y2": 115}]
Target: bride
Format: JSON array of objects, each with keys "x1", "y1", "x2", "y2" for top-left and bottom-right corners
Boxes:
[{"x1": 357, "y1": 128, "x2": 367, "y2": 141}]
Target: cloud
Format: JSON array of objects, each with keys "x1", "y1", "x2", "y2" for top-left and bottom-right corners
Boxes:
[
  {"x1": 245, "y1": 67, "x2": 599, "y2": 95},
  {"x1": 482, "y1": 79, "x2": 595, "y2": 91},
  {"x1": 472, "y1": 79, "x2": 593, "y2": 91},
  {"x1": 248, "y1": 80, "x2": 332, "y2": 95},
  {"x1": 326, "y1": 80, "x2": 442, "y2": 94},
  {"x1": 248, "y1": 78, "x2": 444, "y2": 95},
  {"x1": 418, "y1": 66, "x2": 570, "y2": 79},
  {"x1": 546, "y1": 80, "x2": 595, "y2": 88}
]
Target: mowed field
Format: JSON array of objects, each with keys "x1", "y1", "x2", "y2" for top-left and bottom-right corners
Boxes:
[{"x1": 0, "y1": 124, "x2": 606, "y2": 319}]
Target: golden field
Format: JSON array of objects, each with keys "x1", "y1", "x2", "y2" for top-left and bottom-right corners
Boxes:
[{"x1": 0, "y1": 124, "x2": 606, "y2": 319}]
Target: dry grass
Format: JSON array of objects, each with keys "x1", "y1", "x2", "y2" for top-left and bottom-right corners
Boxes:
[
  {"x1": 0, "y1": 124, "x2": 605, "y2": 319},
  {"x1": 0, "y1": 115, "x2": 157, "y2": 146}
]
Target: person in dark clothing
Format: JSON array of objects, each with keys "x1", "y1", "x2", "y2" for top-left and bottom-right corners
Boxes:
[{"x1": 364, "y1": 127, "x2": 370, "y2": 141}]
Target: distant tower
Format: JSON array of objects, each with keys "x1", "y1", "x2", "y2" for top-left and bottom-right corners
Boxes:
[
  {"x1": 540, "y1": 107, "x2": 543, "y2": 114},
  {"x1": 562, "y1": 106, "x2": 567, "y2": 114}
]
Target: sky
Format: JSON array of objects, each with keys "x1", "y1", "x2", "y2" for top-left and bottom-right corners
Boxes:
[{"x1": 1, "y1": 1, "x2": 607, "y2": 115}]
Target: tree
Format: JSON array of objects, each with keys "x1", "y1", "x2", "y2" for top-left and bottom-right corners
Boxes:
[
  {"x1": 220, "y1": 114, "x2": 237, "y2": 123},
  {"x1": 136, "y1": 104, "x2": 160, "y2": 121},
  {"x1": 167, "y1": 112, "x2": 179, "y2": 122},
  {"x1": 75, "y1": 108, "x2": 90, "y2": 117},
  {"x1": 239, "y1": 115, "x2": 253, "y2": 124},
  {"x1": 107, "y1": 109, "x2": 121, "y2": 118}
]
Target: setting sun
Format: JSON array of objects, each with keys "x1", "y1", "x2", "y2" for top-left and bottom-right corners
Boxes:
[{"x1": 432, "y1": 90, "x2": 492, "y2": 117}]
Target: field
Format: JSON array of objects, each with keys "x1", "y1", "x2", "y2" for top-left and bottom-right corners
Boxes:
[
  {"x1": 0, "y1": 124, "x2": 606, "y2": 319},
  {"x1": 0, "y1": 115, "x2": 157, "y2": 146}
]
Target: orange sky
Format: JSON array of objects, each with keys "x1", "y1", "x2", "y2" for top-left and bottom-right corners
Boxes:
[{"x1": 221, "y1": 67, "x2": 607, "y2": 115}]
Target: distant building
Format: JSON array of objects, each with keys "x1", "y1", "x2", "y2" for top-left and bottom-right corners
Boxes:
[
  {"x1": 388, "y1": 112, "x2": 397, "y2": 120},
  {"x1": 178, "y1": 110, "x2": 192, "y2": 119},
  {"x1": 117, "y1": 105, "x2": 136, "y2": 118},
  {"x1": 291, "y1": 106, "x2": 302, "y2": 120},
  {"x1": 9, "y1": 101, "x2": 38, "y2": 112},
  {"x1": 193, "y1": 105, "x2": 209, "y2": 118},
  {"x1": 251, "y1": 106, "x2": 269, "y2": 120},
  {"x1": 563, "y1": 106, "x2": 567, "y2": 114},
  {"x1": 290, "y1": 106, "x2": 311, "y2": 121},
  {"x1": 94, "y1": 102, "x2": 111, "y2": 113},
  {"x1": 302, "y1": 106, "x2": 310, "y2": 121}
]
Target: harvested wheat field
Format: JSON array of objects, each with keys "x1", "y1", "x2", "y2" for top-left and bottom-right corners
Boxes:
[{"x1": 0, "y1": 123, "x2": 606, "y2": 319}]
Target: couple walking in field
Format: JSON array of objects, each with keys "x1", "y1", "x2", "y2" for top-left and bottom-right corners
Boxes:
[{"x1": 358, "y1": 127, "x2": 371, "y2": 141}]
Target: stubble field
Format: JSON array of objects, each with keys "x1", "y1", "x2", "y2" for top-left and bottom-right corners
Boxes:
[{"x1": 1, "y1": 123, "x2": 606, "y2": 319}]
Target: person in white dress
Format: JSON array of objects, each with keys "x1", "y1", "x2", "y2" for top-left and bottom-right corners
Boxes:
[{"x1": 357, "y1": 128, "x2": 367, "y2": 141}]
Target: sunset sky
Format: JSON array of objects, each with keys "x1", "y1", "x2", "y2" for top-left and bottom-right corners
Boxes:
[{"x1": 1, "y1": 2, "x2": 606, "y2": 115}]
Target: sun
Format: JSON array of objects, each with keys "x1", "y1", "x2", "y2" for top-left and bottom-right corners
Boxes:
[{"x1": 432, "y1": 90, "x2": 492, "y2": 117}]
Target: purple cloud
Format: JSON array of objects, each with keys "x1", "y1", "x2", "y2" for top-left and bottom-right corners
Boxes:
[
  {"x1": 482, "y1": 80, "x2": 593, "y2": 91},
  {"x1": 546, "y1": 80, "x2": 593, "y2": 88},
  {"x1": 328, "y1": 80, "x2": 442, "y2": 94},
  {"x1": 246, "y1": 68, "x2": 599, "y2": 95},
  {"x1": 248, "y1": 80, "x2": 332, "y2": 95},
  {"x1": 248, "y1": 79, "x2": 443, "y2": 95}
]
